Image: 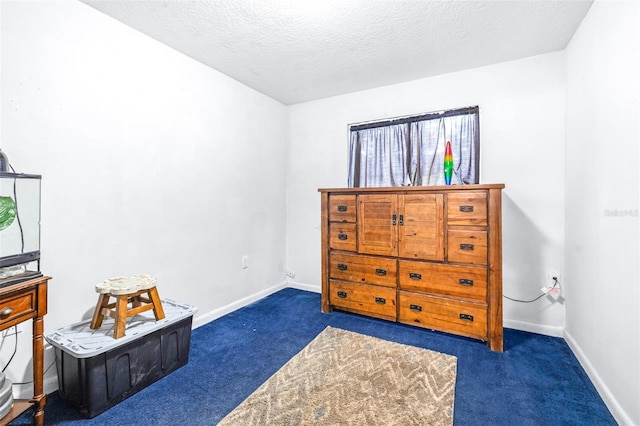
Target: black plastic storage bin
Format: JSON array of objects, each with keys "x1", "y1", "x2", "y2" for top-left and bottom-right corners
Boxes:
[{"x1": 46, "y1": 299, "x2": 196, "y2": 418}]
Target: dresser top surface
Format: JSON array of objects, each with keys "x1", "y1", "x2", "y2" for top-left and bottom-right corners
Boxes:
[{"x1": 318, "y1": 184, "x2": 505, "y2": 193}]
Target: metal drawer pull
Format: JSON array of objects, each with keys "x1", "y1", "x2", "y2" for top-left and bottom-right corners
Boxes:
[
  {"x1": 0, "y1": 307, "x2": 13, "y2": 317},
  {"x1": 399, "y1": 214, "x2": 404, "y2": 226},
  {"x1": 337, "y1": 291, "x2": 347, "y2": 298},
  {"x1": 459, "y1": 279, "x2": 474, "y2": 286},
  {"x1": 375, "y1": 269, "x2": 387, "y2": 276},
  {"x1": 459, "y1": 313, "x2": 474, "y2": 322},
  {"x1": 460, "y1": 244, "x2": 474, "y2": 251},
  {"x1": 460, "y1": 205, "x2": 474, "y2": 213},
  {"x1": 410, "y1": 304, "x2": 422, "y2": 312},
  {"x1": 392, "y1": 214, "x2": 397, "y2": 225},
  {"x1": 338, "y1": 233, "x2": 348, "y2": 240},
  {"x1": 375, "y1": 297, "x2": 386, "y2": 304},
  {"x1": 337, "y1": 264, "x2": 347, "y2": 270},
  {"x1": 337, "y1": 205, "x2": 348, "y2": 212},
  {"x1": 409, "y1": 273, "x2": 422, "y2": 280}
]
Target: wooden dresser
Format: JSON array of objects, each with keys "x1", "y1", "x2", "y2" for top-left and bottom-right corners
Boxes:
[{"x1": 319, "y1": 185, "x2": 504, "y2": 351}]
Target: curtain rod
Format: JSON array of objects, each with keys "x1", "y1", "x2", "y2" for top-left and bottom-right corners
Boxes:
[{"x1": 350, "y1": 105, "x2": 479, "y2": 132}]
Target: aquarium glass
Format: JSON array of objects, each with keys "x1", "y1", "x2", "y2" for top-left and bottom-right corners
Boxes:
[{"x1": 0, "y1": 173, "x2": 41, "y2": 267}]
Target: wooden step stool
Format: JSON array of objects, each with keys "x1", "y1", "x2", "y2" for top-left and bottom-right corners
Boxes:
[{"x1": 90, "y1": 275, "x2": 165, "y2": 339}]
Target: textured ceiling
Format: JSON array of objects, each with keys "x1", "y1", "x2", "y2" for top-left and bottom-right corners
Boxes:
[{"x1": 82, "y1": 0, "x2": 593, "y2": 105}]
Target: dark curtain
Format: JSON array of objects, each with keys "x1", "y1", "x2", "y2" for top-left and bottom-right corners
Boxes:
[
  {"x1": 348, "y1": 123, "x2": 408, "y2": 187},
  {"x1": 348, "y1": 107, "x2": 479, "y2": 187}
]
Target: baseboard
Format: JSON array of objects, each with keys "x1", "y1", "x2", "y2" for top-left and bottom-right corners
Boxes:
[
  {"x1": 191, "y1": 280, "x2": 288, "y2": 329},
  {"x1": 12, "y1": 376, "x2": 59, "y2": 400},
  {"x1": 564, "y1": 329, "x2": 633, "y2": 426},
  {"x1": 44, "y1": 375, "x2": 59, "y2": 396},
  {"x1": 503, "y1": 318, "x2": 564, "y2": 337},
  {"x1": 193, "y1": 281, "x2": 318, "y2": 330},
  {"x1": 12, "y1": 344, "x2": 59, "y2": 400},
  {"x1": 286, "y1": 280, "x2": 320, "y2": 293},
  {"x1": 503, "y1": 318, "x2": 632, "y2": 423}
]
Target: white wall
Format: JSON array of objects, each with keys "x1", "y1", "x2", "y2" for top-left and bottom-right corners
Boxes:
[
  {"x1": 565, "y1": 1, "x2": 640, "y2": 424},
  {"x1": 1, "y1": 0, "x2": 288, "y2": 397},
  {"x1": 2, "y1": 1, "x2": 635, "y2": 422},
  {"x1": 287, "y1": 52, "x2": 567, "y2": 335}
]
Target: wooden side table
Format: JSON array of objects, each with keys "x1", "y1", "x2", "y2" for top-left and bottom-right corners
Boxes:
[{"x1": 0, "y1": 275, "x2": 50, "y2": 426}]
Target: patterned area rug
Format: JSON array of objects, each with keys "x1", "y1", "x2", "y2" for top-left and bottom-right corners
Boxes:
[{"x1": 218, "y1": 326, "x2": 457, "y2": 425}]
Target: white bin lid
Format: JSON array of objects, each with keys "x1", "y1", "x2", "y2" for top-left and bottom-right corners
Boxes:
[{"x1": 45, "y1": 299, "x2": 197, "y2": 358}]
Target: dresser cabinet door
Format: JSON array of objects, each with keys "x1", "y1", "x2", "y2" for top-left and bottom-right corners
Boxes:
[
  {"x1": 398, "y1": 194, "x2": 444, "y2": 261},
  {"x1": 358, "y1": 193, "x2": 445, "y2": 261},
  {"x1": 357, "y1": 194, "x2": 398, "y2": 256}
]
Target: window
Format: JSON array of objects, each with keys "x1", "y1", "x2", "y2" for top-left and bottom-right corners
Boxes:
[{"x1": 348, "y1": 106, "x2": 479, "y2": 187}]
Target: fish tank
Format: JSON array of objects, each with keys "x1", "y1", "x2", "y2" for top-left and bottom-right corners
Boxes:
[{"x1": 0, "y1": 172, "x2": 42, "y2": 288}]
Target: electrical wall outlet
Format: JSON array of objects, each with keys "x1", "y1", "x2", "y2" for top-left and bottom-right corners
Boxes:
[
  {"x1": 545, "y1": 269, "x2": 561, "y2": 288},
  {"x1": 541, "y1": 269, "x2": 562, "y2": 299},
  {"x1": 286, "y1": 270, "x2": 296, "y2": 279}
]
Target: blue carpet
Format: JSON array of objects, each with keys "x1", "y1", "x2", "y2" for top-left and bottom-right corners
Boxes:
[{"x1": 14, "y1": 288, "x2": 615, "y2": 425}]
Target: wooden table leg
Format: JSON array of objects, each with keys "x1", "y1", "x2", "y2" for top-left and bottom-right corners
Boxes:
[
  {"x1": 114, "y1": 295, "x2": 129, "y2": 339},
  {"x1": 148, "y1": 286, "x2": 165, "y2": 321},
  {"x1": 90, "y1": 294, "x2": 110, "y2": 329},
  {"x1": 31, "y1": 316, "x2": 46, "y2": 426}
]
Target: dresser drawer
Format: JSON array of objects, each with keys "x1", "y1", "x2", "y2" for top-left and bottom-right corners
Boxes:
[
  {"x1": 329, "y1": 223, "x2": 357, "y2": 251},
  {"x1": 447, "y1": 192, "x2": 487, "y2": 226},
  {"x1": 398, "y1": 261, "x2": 487, "y2": 302},
  {"x1": 330, "y1": 280, "x2": 396, "y2": 320},
  {"x1": 398, "y1": 291, "x2": 487, "y2": 340},
  {"x1": 330, "y1": 253, "x2": 396, "y2": 288},
  {"x1": 329, "y1": 195, "x2": 356, "y2": 223},
  {"x1": 447, "y1": 229, "x2": 487, "y2": 265},
  {"x1": 0, "y1": 289, "x2": 36, "y2": 327}
]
